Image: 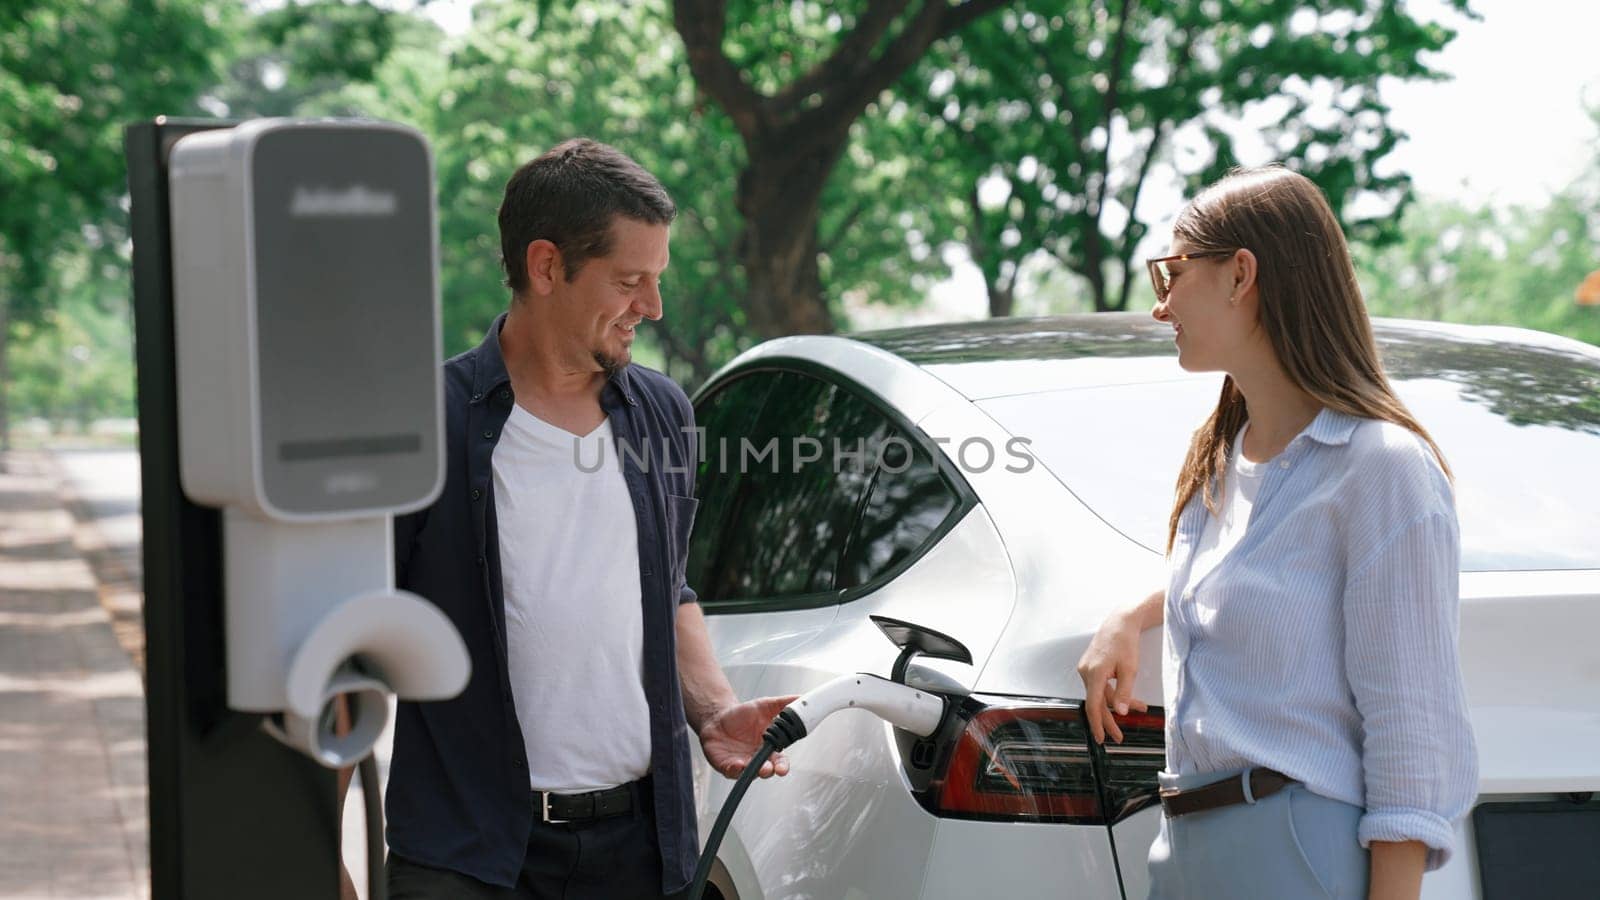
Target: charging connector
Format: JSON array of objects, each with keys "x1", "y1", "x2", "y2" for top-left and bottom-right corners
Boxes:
[{"x1": 684, "y1": 673, "x2": 949, "y2": 900}]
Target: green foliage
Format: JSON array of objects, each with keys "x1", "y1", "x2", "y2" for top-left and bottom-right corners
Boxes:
[
  {"x1": 0, "y1": 0, "x2": 228, "y2": 309},
  {"x1": 716, "y1": 0, "x2": 867, "y2": 94},
  {"x1": 0, "y1": 0, "x2": 232, "y2": 445},
  {"x1": 1356, "y1": 106, "x2": 1600, "y2": 347},
  {"x1": 419, "y1": 0, "x2": 956, "y2": 375},
  {"x1": 894, "y1": 0, "x2": 1474, "y2": 313},
  {"x1": 209, "y1": 0, "x2": 416, "y2": 118},
  {"x1": 8, "y1": 247, "x2": 138, "y2": 426},
  {"x1": 1355, "y1": 192, "x2": 1600, "y2": 349},
  {"x1": 5, "y1": 0, "x2": 1593, "y2": 436}
]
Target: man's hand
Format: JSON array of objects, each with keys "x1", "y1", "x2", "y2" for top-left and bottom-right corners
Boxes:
[{"x1": 698, "y1": 695, "x2": 800, "y2": 779}]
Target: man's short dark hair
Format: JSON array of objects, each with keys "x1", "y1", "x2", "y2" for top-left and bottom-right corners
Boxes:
[{"x1": 498, "y1": 138, "x2": 676, "y2": 293}]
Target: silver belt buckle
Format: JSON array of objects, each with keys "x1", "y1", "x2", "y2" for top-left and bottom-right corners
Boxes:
[{"x1": 540, "y1": 791, "x2": 568, "y2": 824}]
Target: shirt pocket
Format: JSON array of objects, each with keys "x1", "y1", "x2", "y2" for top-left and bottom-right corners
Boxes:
[{"x1": 665, "y1": 493, "x2": 699, "y2": 592}]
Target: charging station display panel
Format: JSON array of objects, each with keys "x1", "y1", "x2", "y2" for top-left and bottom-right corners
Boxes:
[{"x1": 250, "y1": 125, "x2": 442, "y2": 517}]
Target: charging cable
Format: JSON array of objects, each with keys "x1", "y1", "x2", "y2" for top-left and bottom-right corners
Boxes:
[
  {"x1": 357, "y1": 753, "x2": 385, "y2": 900},
  {"x1": 684, "y1": 676, "x2": 945, "y2": 900}
]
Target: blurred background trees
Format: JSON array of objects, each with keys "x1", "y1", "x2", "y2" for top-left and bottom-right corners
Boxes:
[
  {"x1": 0, "y1": 0, "x2": 227, "y2": 446},
  {"x1": 1356, "y1": 118, "x2": 1600, "y2": 347},
  {"x1": 1, "y1": 0, "x2": 1595, "y2": 444}
]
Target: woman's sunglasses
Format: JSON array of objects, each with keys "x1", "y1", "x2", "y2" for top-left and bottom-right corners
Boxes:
[{"x1": 1146, "y1": 249, "x2": 1239, "y2": 303}]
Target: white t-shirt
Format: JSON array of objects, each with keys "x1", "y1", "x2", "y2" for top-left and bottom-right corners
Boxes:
[
  {"x1": 492, "y1": 404, "x2": 652, "y2": 793},
  {"x1": 1184, "y1": 423, "x2": 1268, "y2": 592}
]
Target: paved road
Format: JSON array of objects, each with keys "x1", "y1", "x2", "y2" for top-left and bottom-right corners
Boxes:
[
  {"x1": 51, "y1": 449, "x2": 145, "y2": 673},
  {"x1": 51, "y1": 450, "x2": 141, "y2": 550},
  {"x1": 0, "y1": 451, "x2": 148, "y2": 900},
  {"x1": 49, "y1": 449, "x2": 394, "y2": 899}
]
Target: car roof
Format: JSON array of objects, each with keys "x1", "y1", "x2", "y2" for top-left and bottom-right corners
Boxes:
[{"x1": 848, "y1": 312, "x2": 1600, "y2": 406}]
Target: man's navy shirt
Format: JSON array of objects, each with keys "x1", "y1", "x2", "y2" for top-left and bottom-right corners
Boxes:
[{"x1": 386, "y1": 313, "x2": 700, "y2": 893}]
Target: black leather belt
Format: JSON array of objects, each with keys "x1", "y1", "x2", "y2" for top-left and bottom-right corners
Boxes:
[
  {"x1": 1159, "y1": 768, "x2": 1297, "y2": 818},
  {"x1": 536, "y1": 781, "x2": 638, "y2": 824}
]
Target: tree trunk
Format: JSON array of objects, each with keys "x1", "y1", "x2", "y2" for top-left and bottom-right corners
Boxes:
[
  {"x1": 673, "y1": 0, "x2": 1009, "y2": 338},
  {"x1": 736, "y1": 146, "x2": 836, "y2": 337},
  {"x1": 966, "y1": 184, "x2": 1016, "y2": 318},
  {"x1": 1088, "y1": 275, "x2": 1110, "y2": 312},
  {"x1": 1084, "y1": 239, "x2": 1111, "y2": 312},
  {"x1": 1115, "y1": 257, "x2": 1138, "y2": 312},
  {"x1": 985, "y1": 276, "x2": 1015, "y2": 318}
]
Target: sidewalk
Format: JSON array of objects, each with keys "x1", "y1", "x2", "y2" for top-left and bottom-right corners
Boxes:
[{"x1": 0, "y1": 451, "x2": 149, "y2": 900}]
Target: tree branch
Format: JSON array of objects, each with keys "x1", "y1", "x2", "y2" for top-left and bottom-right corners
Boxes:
[
  {"x1": 771, "y1": 0, "x2": 913, "y2": 111},
  {"x1": 672, "y1": 0, "x2": 766, "y2": 141},
  {"x1": 787, "y1": 0, "x2": 1011, "y2": 143},
  {"x1": 1040, "y1": 41, "x2": 1090, "y2": 172},
  {"x1": 1115, "y1": 27, "x2": 1196, "y2": 309},
  {"x1": 945, "y1": 0, "x2": 1012, "y2": 33},
  {"x1": 652, "y1": 318, "x2": 710, "y2": 380},
  {"x1": 678, "y1": 205, "x2": 736, "y2": 275},
  {"x1": 1092, "y1": 0, "x2": 1134, "y2": 220},
  {"x1": 818, "y1": 200, "x2": 868, "y2": 257}
]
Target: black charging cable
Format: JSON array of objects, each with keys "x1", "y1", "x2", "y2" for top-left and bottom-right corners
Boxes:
[
  {"x1": 684, "y1": 709, "x2": 808, "y2": 900},
  {"x1": 358, "y1": 753, "x2": 386, "y2": 900}
]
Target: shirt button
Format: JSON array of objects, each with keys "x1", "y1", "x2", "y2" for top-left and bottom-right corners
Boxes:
[
  {"x1": 498, "y1": 388, "x2": 511, "y2": 402},
  {"x1": 471, "y1": 392, "x2": 483, "y2": 402},
  {"x1": 1279, "y1": 460, "x2": 1291, "y2": 469},
  {"x1": 483, "y1": 429, "x2": 495, "y2": 440},
  {"x1": 475, "y1": 556, "x2": 486, "y2": 567},
  {"x1": 471, "y1": 488, "x2": 482, "y2": 500},
  {"x1": 513, "y1": 757, "x2": 526, "y2": 769}
]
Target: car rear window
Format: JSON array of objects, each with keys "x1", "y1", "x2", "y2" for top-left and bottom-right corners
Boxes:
[{"x1": 976, "y1": 351, "x2": 1600, "y2": 572}]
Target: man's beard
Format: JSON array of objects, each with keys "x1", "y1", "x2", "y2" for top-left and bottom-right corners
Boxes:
[{"x1": 593, "y1": 349, "x2": 628, "y2": 376}]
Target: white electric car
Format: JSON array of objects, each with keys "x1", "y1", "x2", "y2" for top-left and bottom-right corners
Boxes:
[{"x1": 686, "y1": 313, "x2": 1600, "y2": 900}]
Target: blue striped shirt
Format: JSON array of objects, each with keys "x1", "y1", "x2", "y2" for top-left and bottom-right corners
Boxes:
[{"x1": 1163, "y1": 407, "x2": 1478, "y2": 870}]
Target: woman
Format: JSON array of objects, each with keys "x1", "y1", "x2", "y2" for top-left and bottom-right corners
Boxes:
[{"x1": 1077, "y1": 166, "x2": 1476, "y2": 900}]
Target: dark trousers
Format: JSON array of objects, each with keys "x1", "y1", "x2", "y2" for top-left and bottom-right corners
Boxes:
[{"x1": 387, "y1": 786, "x2": 680, "y2": 900}]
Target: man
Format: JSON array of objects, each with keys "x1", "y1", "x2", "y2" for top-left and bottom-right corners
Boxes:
[{"x1": 345, "y1": 139, "x2": 793, "y2": 899}]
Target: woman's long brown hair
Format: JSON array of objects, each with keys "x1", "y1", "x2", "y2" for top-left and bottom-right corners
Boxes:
[{"x1": 1165, "y1": 166, "x2": 1451, "y2": 554}]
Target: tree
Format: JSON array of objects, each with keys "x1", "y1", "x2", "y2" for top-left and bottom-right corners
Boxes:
[
  {"x1": 673, "y1": 0, "x2": 1010, "y2": 338},
  {"x1": 418, "y1": 0, "x2": 748, "y2": 381},
  {"x1": 0, "y1": 0, "x2": 227, "y2": 447},
  {"x1": 1355, "y1": 195, "x2": 1600, "y2": 349},
  {"x1": 8, "y1": 248, "x2": 139, "y2": 431},
  {"x1": 1353, "y1": 106, "x2": 1600, "y2": 348},
  {"x1": 896, "y1": 0, "x2": 1473, "y2": 316},
  {"x1": 205, "y1": 0, "x2": 414, "y2": 119},
  {"x1": 406, "y1": 0, "x2": 956, "y2": 381}
]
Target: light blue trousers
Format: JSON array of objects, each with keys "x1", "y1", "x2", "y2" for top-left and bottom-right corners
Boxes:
[{"x1": 1147, "y1": 768, "x2": 1370, "y2": 899}]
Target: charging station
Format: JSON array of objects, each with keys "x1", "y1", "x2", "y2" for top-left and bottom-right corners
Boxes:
[{"x1": 126, "y1": 117, "x2": 469, "y2": 898}]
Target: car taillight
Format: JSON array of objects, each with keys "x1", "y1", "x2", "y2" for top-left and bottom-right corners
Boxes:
[
  {"x1": 1096, "y1": 708, "x2": 1166, "y2": 822},
  {"x1": 922, "y1": 697, "x2": 1164, "y2": 825}
]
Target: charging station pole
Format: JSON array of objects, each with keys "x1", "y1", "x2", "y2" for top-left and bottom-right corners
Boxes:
[{"x1": 125, "y1": 118, "x2": 341, "y2": 899}]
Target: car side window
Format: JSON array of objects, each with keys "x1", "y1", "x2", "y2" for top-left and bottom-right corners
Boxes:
[
  {"x1": 836, "y1": 438, "x2": 960, "y2": 590},
  {"x1": 692, "y1": 370, "x2": 886, "y2": 604},
  {"x1": 689, "y1": 367, "x2": 968, "y2": 609},
  {"x1": 686, "y1": 372, "x2": 775, "y2": 602}
]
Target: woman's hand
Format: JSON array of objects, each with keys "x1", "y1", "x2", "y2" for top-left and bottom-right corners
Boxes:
[{"x1": 1077, "y1": 590, "x2": 1163, "y2": 744}]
